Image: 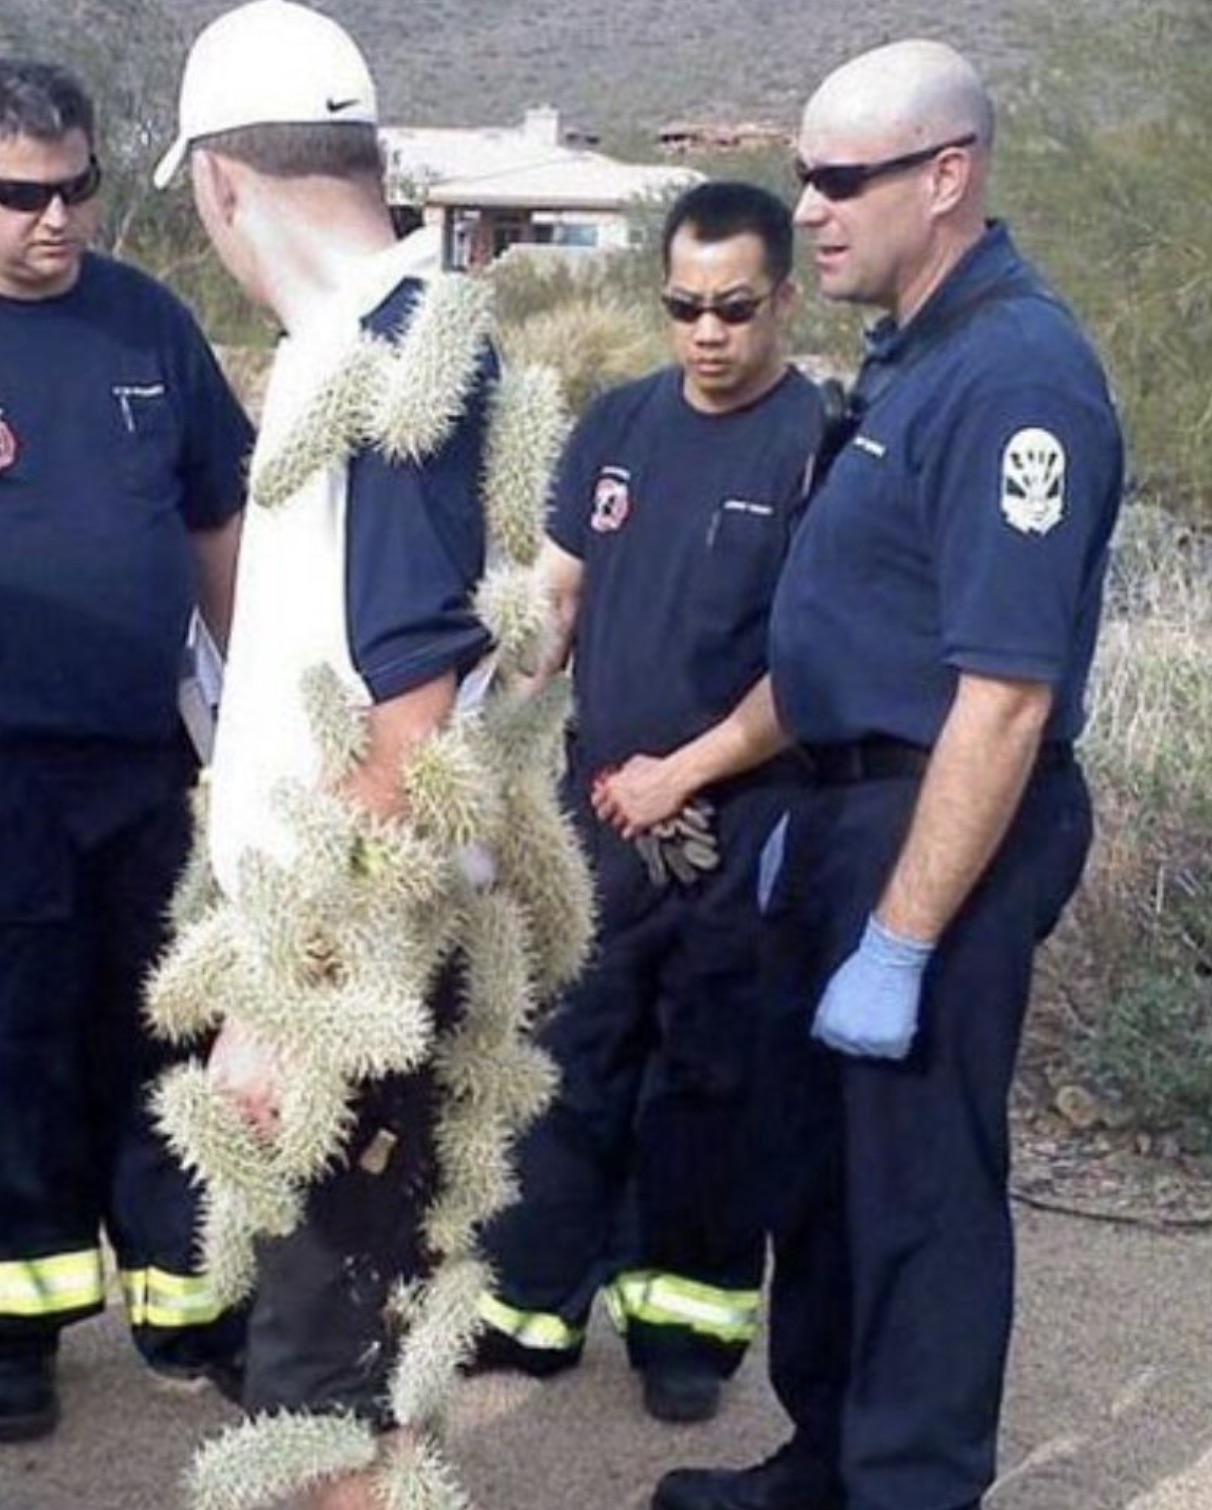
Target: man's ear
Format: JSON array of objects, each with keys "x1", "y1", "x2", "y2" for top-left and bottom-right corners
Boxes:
[
  {"x1": 191, "y1": 147, "x2": 240, "y2": 223},
  {"x1": 928, "y1": 144, "x2": 973, "y2": 219},
  {"x1": 775, "y1": 276, "x2": 801, "y2": 323}
]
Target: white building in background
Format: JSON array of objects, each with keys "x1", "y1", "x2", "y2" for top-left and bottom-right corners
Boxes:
[{"x1": 379, "y1": 107, "x2": 702, "y2": 270}]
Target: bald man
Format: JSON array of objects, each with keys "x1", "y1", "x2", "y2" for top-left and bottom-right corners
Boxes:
[{"x1": 655, "y1": 39, "x2": 1123, "y2": 1510}]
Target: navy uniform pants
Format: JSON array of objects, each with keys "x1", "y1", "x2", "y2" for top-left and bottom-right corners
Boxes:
[
  {"x1": 759, "y1": 761, "x2": 1092, "y2": 1510},
  {"x1": 481, "y1": 776, "x2": 795, "y2": 1377},
  {"x1": 0, "y1": 742, "x2": 241, "y2": 1369}
]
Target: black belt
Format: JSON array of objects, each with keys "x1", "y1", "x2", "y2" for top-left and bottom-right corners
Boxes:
[{"x1": 800, "y1": 736, "x2": 1075, "y2": 786}]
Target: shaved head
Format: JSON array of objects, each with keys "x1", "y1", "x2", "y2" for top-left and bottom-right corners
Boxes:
[
  {"x1": 794, "y1": 39, "x2": 994, "y2": 322},
  {"x1": 803, "y1": 39, "x2": 994, "y2": 155}
]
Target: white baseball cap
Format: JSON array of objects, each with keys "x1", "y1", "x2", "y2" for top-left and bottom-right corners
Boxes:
[{"x1": 153, "y1": 0, "x2": 378, "y2": 189}]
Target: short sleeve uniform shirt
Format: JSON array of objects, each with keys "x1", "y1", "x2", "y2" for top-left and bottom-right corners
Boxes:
[{"x1": 770, "y1": 224, "x2": 1123, "y2": 749}]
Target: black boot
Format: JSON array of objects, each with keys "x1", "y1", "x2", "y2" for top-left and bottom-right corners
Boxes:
[
  {"x1": 641, "y1": 1361, "x2": 722, "y2": 1423},
  {"x1": 653, "y1": 1442, "x2": 843, "y2": 1510},
  {"x1": 0, "y1": 1336, "x2": 59, "y2": 1443},
  {"x1": 460, "y1": 1324, "x2": 582, "y2": 1379}
]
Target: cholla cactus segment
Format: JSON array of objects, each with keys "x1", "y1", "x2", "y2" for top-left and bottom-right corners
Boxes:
[
  {"x1": 298, "y1": 664, "x2": 370, "y2": 781},
  {"x1": 481, "y1": 363, "x2": 570, "y2": 566},
  {"x1": 435, "y1": 1033, "x2": 557, "y2": 1129},
  {"x1": 348, "y1": 821, "x2": 450, "y2": 908},
  {"x1": 189, "y1": 1411, "x2": 378, "y2": 1510},
  {"x1": 196, "y1": 1188, "x2": 259, "y2": 1311},
  {"x1": 400, "y1": 725, "x2": 503, "y2": 853},
  {"x1": 250, "y1": 333, "x2": 379, "y2": 510},
  {"x1": 374, "y1": 1434, "x2": 475, "y2": 1510},
  {"x1": 370, "y1": 274, "x2": 496, "y2": 464},
  {"x1": 169, "y1": 784, "x2": 221, "y2": 935},
  {"x1": 419, "y1": 1196, "x2": 480, "y2": 1264},
  {"x1": 273, "y1": 1067, "x2": 359, "y2": 1185},
  {"x1": 432, "y1": 1103, "x2": 517, "y2": 1227},
  {"x1": 152, "y1": 1063, "x2": 302, "y2": 1237},
  {"x1": 145, "y1": 908, "x2": 243, "y2": 1045},
  {"x1": 307, "y1": 980, "x2": 435, "y2": 1084},
  {"x1": 451, "y1": 891, "x2": 539, "y2": 1038},
  {"x1": 473, "y1": 562, "x2": 556, "y2": 676},
  {"x1": 388, "y1": 1259, "x2": 491, "y2": 1427},
  {"x1": 272, "y1": 780, "x2": 365, "y2": 883},
  {"x1": 481, "y1": 674, "x2": 571, "y2": 775},
  {"x1": 494, "y1": 771, "x2": 596, "y2": 999}
]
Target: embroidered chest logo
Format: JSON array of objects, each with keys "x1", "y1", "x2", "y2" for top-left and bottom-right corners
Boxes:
[
  {"x1": 0, "y1": 409, "x2": 18, "y2": 473},
  {"x1": 591, "y1": 467, "x2": 632, "y2": 533},
  {"x1": 1000, "y1": 427, "x2": 1066, "y2": 536}
]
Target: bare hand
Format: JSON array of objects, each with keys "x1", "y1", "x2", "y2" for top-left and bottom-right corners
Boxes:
[
  {"x1": 591, "y1": 755, "x2": 693, "y2": 839},
  {"x1": 207, "y1": 1019, "x2": 284, "y2": 1141}
]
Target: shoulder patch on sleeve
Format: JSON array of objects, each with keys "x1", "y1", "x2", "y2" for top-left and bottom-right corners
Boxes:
[{"x1": 1000, "y1": 426, "x2": 1066, "y2": 536}]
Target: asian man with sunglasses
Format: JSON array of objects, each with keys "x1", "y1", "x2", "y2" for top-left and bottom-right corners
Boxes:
[
  {"x1": 0, "y1": 59, "x2": 250, "y2": 1440},
  {"x1": 474, "y1": 181, "x2": 824, "y2": 1424},
  {"x1": 656, "y1": 39, "x2": 1123, "y2": 1510}
]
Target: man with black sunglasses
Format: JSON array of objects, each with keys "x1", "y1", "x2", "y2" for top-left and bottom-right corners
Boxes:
[
  {"x1": 476, "y1": 180, "x2": 824, "y2": 1425},
  {"x1": 656, "y1": 38, "x2": 1122, "y2": 1510},
  {"x1": 0, "y1": 59, "x2": 250, "y2": 1440}
]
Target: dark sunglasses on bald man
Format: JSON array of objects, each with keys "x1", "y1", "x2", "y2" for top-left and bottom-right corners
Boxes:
[
  {"x1": 0, "y1": 155, "x2": 102, "y2": 213},
  {"x1": 660, "y1": 289, "x2": 774, "y2": 326},
  {"x1": 794, "y1": 134, "x2": 976, "y2": 202}
]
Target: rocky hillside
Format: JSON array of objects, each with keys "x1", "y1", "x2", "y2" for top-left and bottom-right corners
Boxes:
[{"x1": 154, "y1": 0, "x2": 1134, "y2": 139}]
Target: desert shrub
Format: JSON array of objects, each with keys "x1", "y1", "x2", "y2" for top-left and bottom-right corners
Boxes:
[
  {"x1": 1061, "y1": 504, "x2": 1212, "y2": 1147},
  {"x1": 997, "y1": 3, "x2": 1212, "y2": 521},
  {"x1": 491, "y1": 250, "x2": 668, "y2": 412}
]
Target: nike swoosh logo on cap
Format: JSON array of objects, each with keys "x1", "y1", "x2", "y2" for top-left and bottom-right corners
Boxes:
[{"x1": 327, "y1": 96, "x2": 360, "y2": 112}]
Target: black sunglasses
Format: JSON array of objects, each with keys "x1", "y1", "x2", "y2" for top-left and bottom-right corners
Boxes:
[
  {"x1": 0, "y1": 155, "x2": 102, "y2": 214},
  {"x1": 794, "y1": 134, "x2": 977, "y2": 202},
  {"x1": 660, "y1": 289, "x2": 774, "y2": 326}
]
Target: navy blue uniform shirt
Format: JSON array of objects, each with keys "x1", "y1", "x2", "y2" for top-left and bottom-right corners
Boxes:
[
  {"x1": 0, "y1": 252, "x2": 251, "y2": 744},
  {"x1": 770, "y1": 223, "x2": 1123, "y2": 748},
  {"x1": 349, "y1": 278, "x2": 495, "y2": 700},
  {"x1": 549, "y1": 366, "x2": 822, "y2": 779}
]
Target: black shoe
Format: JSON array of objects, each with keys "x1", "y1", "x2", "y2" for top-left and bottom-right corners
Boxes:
[
  {"x1": 147, "y1": 1353, "x2": 245, "y2": 1407},
  {"x1": 641, "y1": 1363, "x2": 722, "y2": 1424},
  {"x1": 0, "y1": 1341, "x2": 59, "y2": 1444},
  {"x1": 652, "y1": 1443, "x2": 843, "y2": 1510},
  {"x1": 460, "y1": 1325, "x2": 581, "y2": 1380}
]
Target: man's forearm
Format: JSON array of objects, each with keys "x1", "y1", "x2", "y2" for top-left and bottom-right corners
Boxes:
[
  {"x1": 341, "y1": 671, "x2": 458, "y2": 822},
  {"x1": 594, "y1": 675, "x2": 789, "y2": 837},
  {"x1": 663, "y1": 675, "x2": 790, "y2": 796},
  {"x1": 527, "y1": 536, "x2": 582, "y2": 689},
  {"x1": 190, "y1": 513, "x2": 243, "y2": 654},
  {"x1": 876, "y1": 673, "x2": 1053, "y2": 942}
]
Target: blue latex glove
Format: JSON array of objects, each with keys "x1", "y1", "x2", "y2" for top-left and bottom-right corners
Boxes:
[
  {"x1": 812, "y1": 914, "x2": 935, "y2": 1060},
  {"x1": 757, "y1": 812, "x2": 790, "y2": 915}
]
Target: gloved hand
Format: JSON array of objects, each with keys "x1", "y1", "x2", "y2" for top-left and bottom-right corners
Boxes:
[
  {"x1": 811, "y1": 914, "x2": 935, "y2": 1060},
  {"x1": 633, "y1": 798, "x2": 720, "y2": 888}
]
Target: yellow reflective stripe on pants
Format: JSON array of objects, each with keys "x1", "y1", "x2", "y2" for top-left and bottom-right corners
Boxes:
[
  {"x1": 119, "y1": 1267, "x2": 225, "y2": 1329},
  {"x1": 607, "y1": 1270, "x2": 761, "y2": 1344},
  {"x1": 478, "y1": 1292, "x2": 584, "y2": 1352},
  {"x1": 0, "y1": 1249, "x2": 105, "y2": 1318}
]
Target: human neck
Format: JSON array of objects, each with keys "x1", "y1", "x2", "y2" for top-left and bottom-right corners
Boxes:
[
  {"x1": 892, "y1": 220, "x2": 986, "y2": 327},
  {"x1": 253, "y1": 180, "x2": 397, "y2": 333},
  {"x1": 682, "y1": 358, "x2": 788, "y2": 417}
]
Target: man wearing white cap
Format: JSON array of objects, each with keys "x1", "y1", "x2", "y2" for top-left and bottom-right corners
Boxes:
[{"x1": 148, "y1": 5, "x2": 588, "y2": 1509}]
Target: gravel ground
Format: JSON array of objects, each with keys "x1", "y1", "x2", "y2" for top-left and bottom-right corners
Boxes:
[{"x1": 4, "y1": 1204, "x2": 1212, "y2": 1510}]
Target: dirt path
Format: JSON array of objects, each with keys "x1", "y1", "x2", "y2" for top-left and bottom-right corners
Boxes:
[{"x1": 3, "y1": 1204, "x2": 1212, "y2": 1510}]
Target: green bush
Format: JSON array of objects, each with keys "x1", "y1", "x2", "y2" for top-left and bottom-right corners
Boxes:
[
  {"x1": 996, "y1": 3, "x2": 1212, "y2": 520},
  {"x1": 1062, "y1": 506, "x2": 1212, "y2": 1147}
]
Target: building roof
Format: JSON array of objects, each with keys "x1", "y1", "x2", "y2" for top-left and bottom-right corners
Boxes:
[{"x1": 380, "y1": 110, "x2": 700, "y2": 213}]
